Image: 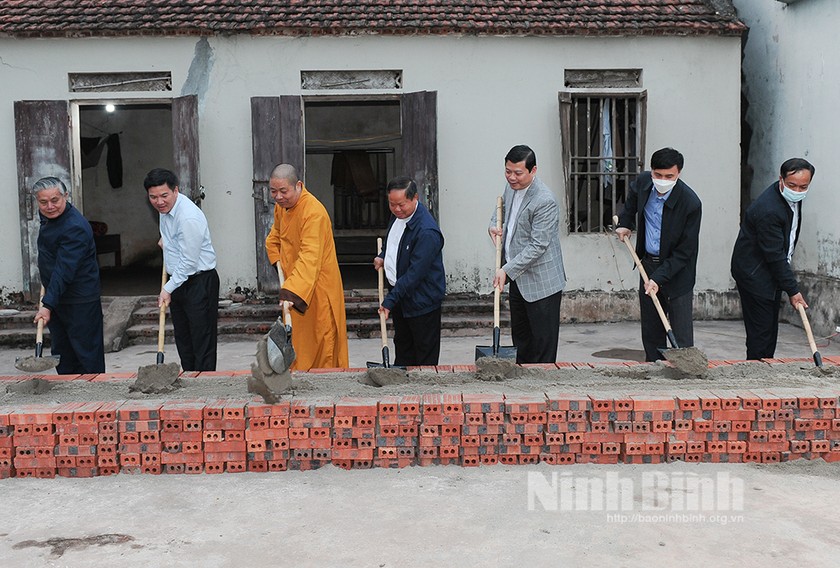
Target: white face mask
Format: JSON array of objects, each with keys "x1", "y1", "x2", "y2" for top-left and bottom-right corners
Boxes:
[
  {"x1": 780, "y1": 182, "x2": 808, "y2": 203},
  {"x1": 652, "y1": 177, "x2": 677, "y2": 194}
]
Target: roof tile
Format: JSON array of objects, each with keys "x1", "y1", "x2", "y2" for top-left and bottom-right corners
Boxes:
[{"x1": 0, "y1": 1, "x2": 746, "y2": 38}]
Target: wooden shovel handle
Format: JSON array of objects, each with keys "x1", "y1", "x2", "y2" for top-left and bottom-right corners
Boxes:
[
  {"x1": 613, "y1": 216, "x2": 673, "y2": 337},
  {"x1": 494, "y1": 196, "x2": 503, "y2": 329},
  {"x1": 796, "y1": 304, "x2": 820, "y2": 358},
  {"x1": 275, "y1": 261, "x2": 291, "y2": 327},
  {"x1": 377, "y1": 238, "x2": 387, "y2": 349},
  {"x1": 36, "y1": 285, "x2": 46, "y2": 345},
  {"x1": 158, "y1": 264, "x2": 167, "y2": 353}
]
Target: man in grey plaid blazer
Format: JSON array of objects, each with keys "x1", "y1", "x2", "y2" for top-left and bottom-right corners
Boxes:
[{"x1": 489, "y1": 145, "x2": 566, "y2": 363}]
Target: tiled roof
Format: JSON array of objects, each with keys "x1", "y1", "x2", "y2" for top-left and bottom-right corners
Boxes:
[{"x1": 0, "y1": 1, "x2": 746, "y2": 39}]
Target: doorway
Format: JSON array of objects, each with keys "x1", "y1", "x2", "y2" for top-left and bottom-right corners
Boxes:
[
  {"x1": 305, "y1": 100, "x2": 401, "y2": 289},
  {"x1": 76, "y1": 102, "x2": 173, "y2": 296}
]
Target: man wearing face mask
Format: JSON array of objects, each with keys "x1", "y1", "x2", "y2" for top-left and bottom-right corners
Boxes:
[
  {"x1": 616, "y1": 147, "x2": 702, "y2": 362},
  {"x1": 731, "y1": 158, "x2": 815, "y2": 360}
]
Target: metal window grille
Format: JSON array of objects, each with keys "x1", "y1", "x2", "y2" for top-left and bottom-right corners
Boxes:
[{"x1": 560, "y1": 90, "x2": 646, "y2": 233}]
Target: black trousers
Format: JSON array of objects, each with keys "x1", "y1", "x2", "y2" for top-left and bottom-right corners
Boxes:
[
  {"x1": 639, "y1": 256, "x2": 694, "y2": 362},
  {"x1": 509, "y1": 280, "x2": 562, "y2": 364},
  {"x1": 392, "y1": 305, "x2": 442, "y2": 366},
  {"x1": 170, "y1": 269, "x2": 219, "y2": 371},
  {"x1": 48, "y1": 299, "x2": 105, "y2": 375},
  {"x1": 736, "y1": 283, "x2": 781, "y2": 360}
]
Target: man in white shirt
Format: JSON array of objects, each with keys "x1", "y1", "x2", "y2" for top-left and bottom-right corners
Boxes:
[
  {"x1": 374, "y1": 176, "x2": 445, "y2": 365},
  {"x1": 144, "y1": 168, "x2": 219, "y2": 371},
  {"x1": 488, "y1": 145, "x2": 566, "y2": 363}
]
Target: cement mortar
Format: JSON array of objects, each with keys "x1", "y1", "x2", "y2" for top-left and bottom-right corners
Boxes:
[
  {"x1": 662, "y1": 347, "x2": 709, "y2": 376},
  {"x1": 2, "y1": 361, "x2": 839, "y2": 406},
  {"x1": 130, "y1": 363, "x2": 181, "y2": 394},
  {"x1": 364, "y1": 366, "x2": 409, "y2": 387}
]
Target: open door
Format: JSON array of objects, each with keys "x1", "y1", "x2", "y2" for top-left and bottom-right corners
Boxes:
[
  {"x1": 401, "y1": 91, "x2": 438, "y2": 220},
  {"x1": 250, "y1": 95, "x2": 305, "y2": 293},
  {"x1": 14, "y1": 100, "x2": 72, "y2": 300},
  {"x1": 172, "y1": 95, "x2": 202, "y2": 203}
]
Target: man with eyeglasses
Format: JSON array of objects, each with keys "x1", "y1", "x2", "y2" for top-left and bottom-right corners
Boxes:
[{"x1": 731, "y1": 158, "x2": 815, "y2": 360}]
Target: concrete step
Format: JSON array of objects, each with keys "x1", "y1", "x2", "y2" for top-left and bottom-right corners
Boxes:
[
  {"x1": 0, "y1": 293, "x2": 505, "y2": 348},
  {"x1": 122, "y1": 313, "x2": 506, "y2": 344}
]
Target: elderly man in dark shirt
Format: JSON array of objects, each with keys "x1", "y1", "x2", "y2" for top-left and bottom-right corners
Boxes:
[{"x1": 33, "y1": 176, "x2": 105, "y2": 374}]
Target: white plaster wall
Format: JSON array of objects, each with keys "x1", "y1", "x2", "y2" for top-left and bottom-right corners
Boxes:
[
  {"x1": 0, "y1": 33, "x2": 742, "y2": 299},
  {"x1": 734, "y1": 0, "x2": 840, "y2": 278}
]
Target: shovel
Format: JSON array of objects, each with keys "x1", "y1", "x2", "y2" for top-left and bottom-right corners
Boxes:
[
  {"x1": 796, "y1": 304, "x2": 823, "y2": 367},
  {"x1": 476, "y1": 196, "x2": 517, "y2": 361},
  {"x1": 132, "y1": 264, "x2": 180, "y2": 392},
  {"x1": 14, "y1": 285, "x2": 60, "y2": 373},
  {"x1": 368, "y1": 238, "x2": 393, "y2": 368},
  {"x1": 365, "y1": 238, "x2": 407, "y2": 385},
  {"x1": 247, "y1": 262, "x2": 294, "y2": 402},
  {"x1": 265, "y1": 261, "x2": 295, "y2": 374},
  {"x1": 614, "y1": 216, "x2": 708, "y2": 375}
]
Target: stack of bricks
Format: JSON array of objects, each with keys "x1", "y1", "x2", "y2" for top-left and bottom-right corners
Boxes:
[
  {"x1": 499, "y1": 395, "x2": 548, "y2": 466},
  {"x1": 10, "y1": 404, "x2": 56, "y2": 478},
  {"x1": 0, "y1": 409, "x2": 11, "y2": 478},
  {"x1": 461, "y1": 394, "x2": 505, "y2": 466},
  {"x1": 332, "y1": 397, "x2": 377, "y2": 469},
  {"x1": 160, "y1": 400, "x2": 206, "y2": 474},
  {"x1": 95, "y1": 401, "x2": 121, "y2": 475},
  {"x1": 418, "y1": 394, "x2": 462, "y2": 466},
  {"x1": 0, "y1": 378, "x2": 838, "y2": 478},
  {"x1": 288, "y1": 399, "x2": 334, "y2": 470},
  {"x1": 542, "y1": 394, "x2": 590, "y2": 465},
  {"x1": 54, "y1": 402, "x2": 100, "y2": 477},
  {"x1": 203, "y1": 400, "x2": 247, "y2": 474},
  {"x1": 375, "y1": 395, "x2": 420, "y2": 468},
  {"x1": 245, "y1": 401, "x2": 290, "y2": 473},
  {"x1": 118, "y1": 401, "x2": 162, "y2": 475}
]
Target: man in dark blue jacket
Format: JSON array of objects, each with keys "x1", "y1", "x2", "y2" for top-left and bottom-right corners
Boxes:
[
  {"x1": 731, "y1": 158, "x2": 814, "y2": 360},
  {"x1": 374, "y1": 176, "x2": 445, "y2": 366},
  {"x1": 616, "y1": 148, "x2": 702, "y2": 362},
  {"x1": 33, "y1": 177, "x2": 105, "y2": 374}
]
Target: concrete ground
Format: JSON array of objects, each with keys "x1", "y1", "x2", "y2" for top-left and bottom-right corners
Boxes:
[{"x1": 1, "y1": 320, "x2": 839, "y2": 566}]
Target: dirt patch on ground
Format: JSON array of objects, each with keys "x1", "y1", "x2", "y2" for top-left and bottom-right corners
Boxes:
[{"x1": 2, "y1": 361, "x2": 839, "y2": 406}]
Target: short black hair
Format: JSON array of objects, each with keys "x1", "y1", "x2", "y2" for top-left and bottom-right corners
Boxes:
[
  {"x1": 650, "y1": 148, "x2": 684, "y2": 171},
  {"x1": 143, "y1": 168, "x2": 179, "y2": 191},
  {"x1": 505, "y1": 145, "x2": 536, "y2": 171},
  {"x1": 780, "y1": 158, "x2": 815, "y2": 180},
  {"x1": 386, "y1": 176, "x2": 418, "y2": 199}
]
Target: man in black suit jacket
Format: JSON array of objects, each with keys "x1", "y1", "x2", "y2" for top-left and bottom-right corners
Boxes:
[
  {"x1": 616, "y1": 148, "x2": 702, "y2": 362},
  {"x1": 731, "y1": 158, "x2": 815, "y2": 360}
]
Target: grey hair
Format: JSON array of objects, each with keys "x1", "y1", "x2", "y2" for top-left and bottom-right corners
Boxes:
[
  {"x1": 269, "y1": 164, "x2": 299, "y2": 185},
  {"x1": 32, "y1": 176, "x2": 69, "y2": 196}
]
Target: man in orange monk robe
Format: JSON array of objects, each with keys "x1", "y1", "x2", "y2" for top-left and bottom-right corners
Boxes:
[{"x1": 265, "y1": 164, "x2": 349, "y2": 371}]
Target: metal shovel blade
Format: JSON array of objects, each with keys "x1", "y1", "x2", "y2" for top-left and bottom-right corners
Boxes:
[
  {"x1": 15, "y1": 318, "x2": 60, "y2": 373},
  {"x1": 367, "y1": 345, "x2": 392, "y2": 368},
  {"x1": 15, "y1": 354, "x2": 60, "y2": 373},
  {"x1": 266, "y1": 315, "x2": 295, "y2": 374},
  {"x1": 475, "y1": 327, "x2": 517, "y2": 361}
]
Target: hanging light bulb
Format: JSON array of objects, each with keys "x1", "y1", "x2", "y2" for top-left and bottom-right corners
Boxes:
[{"x1": 105, "y1": 103, "x2": 116, "y2": 113}]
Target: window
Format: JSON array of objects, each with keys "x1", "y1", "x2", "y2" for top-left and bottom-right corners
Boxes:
[{"x1": 560, "y1": 86, "x2": 646, "y2": 233}]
